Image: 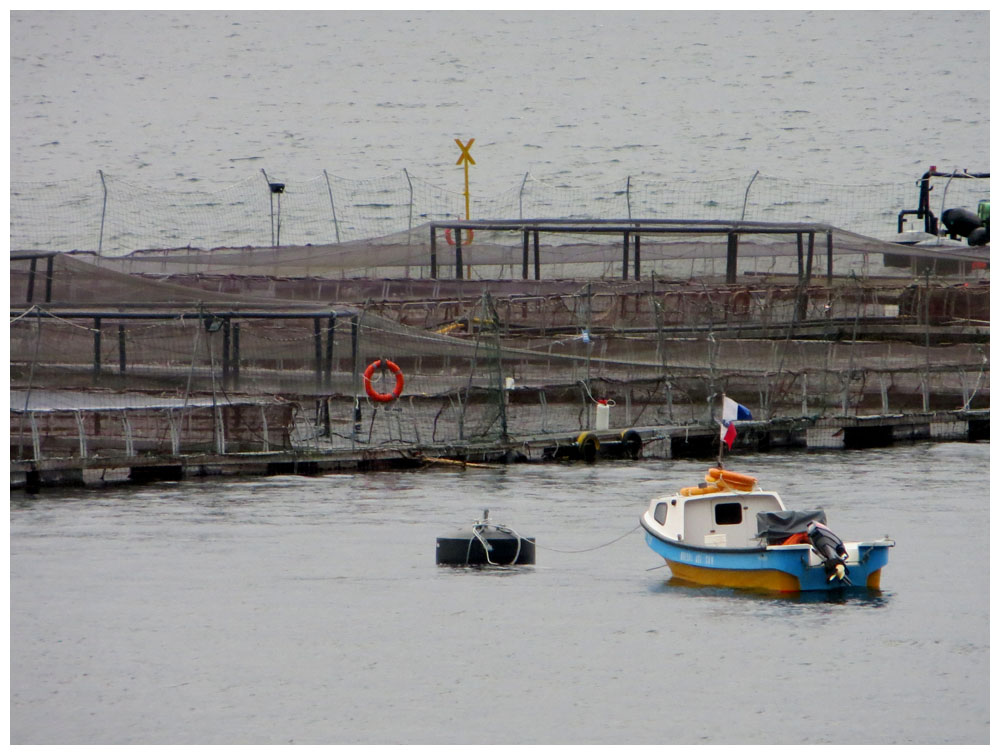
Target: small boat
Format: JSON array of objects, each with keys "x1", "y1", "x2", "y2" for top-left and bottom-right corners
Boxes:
[
  {"x1": 884, "y1": 166, "x2": 989, "y2": 273},
  {"x1": 640, "y1": 467, "x2": 894, "y2": 592}
]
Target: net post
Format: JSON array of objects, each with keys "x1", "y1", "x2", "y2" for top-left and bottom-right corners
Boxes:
[
  {"x1": 622, "y1": 231, "x2": 629, "y2": 280},
  {"x1": 430, "y1": 225, "x2": 438, "y2": 278},
  {"x1": 533, "y1": 230, "x2": 540, "y2": 280},
  {"x1": 522, "y1": 230, "x2": 529, "y2": 279},
  {"x1": 92, "y1": 317, "x2": 102, "y2": 383},
  {"x1": 726, "y1": 232, "x2": 738, "y2": 284},
  {"x1": 826, "y1": 230, "x2": 834, "y2": 284}
]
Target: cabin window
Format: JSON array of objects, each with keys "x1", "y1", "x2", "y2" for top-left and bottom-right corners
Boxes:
[
  {"x1": 714, "y1": 502, "x2": 743, "y2": 525},
  {"x1": 654, "y1": 502, "x2": 668, "y2": 525}
]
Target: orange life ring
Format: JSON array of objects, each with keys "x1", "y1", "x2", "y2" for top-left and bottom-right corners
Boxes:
[
  {"x1": 444, "y1": 227, "x2": 474, "y2": 246},
  {"x1": 363, "y1": 359, "x2": 405, "y2": 403}
]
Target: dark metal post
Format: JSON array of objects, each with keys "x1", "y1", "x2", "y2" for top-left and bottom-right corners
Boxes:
[
  {"x1": 522, "y1": 230, "x2": 529, "y2": 280},
  {"x1": 222, "y1": 318, "x2": 231, "y2": 388},
  {"x1": 826, "y1": 230, "x2": 834, "y2": 284},
  {"x1": 430, "y1": 225, "x2": 438, "y2": 278},
  {"x1": 533, "y1": 230, "x2": 540, "y2": 280},
  {"x1": 350, "y1": 315, "x2": 359, "y2": 370},
  {"x1": 634, "y1": 234, "x2": 641, "y2": 280},
  {"x1": 796, "y1": 233, "x2": 804, "y2": 281},
  {"x1": 454, "y1": 227, "x2": 463, "y2": 279},
  {"x1": 622, "y1": 231, "x2": 629, "y2": 280},
  {"x1": 26, "y1": 257, "x2": 37, "y2": 303},
  {"x1": 118, "y1": 325, "x2": 126, "y2": 375},
  {"x1": 797, "y1": 233, "x2": 815, "y2": 321},
  {"x1": 233, "y1": 323, "x2": 241, "y2": 389},
  {"x1": 351, "y1": 315, "x2": 361, "y2": 436},
  {"x1": 324, "y1": 314, "x2": 336, "y2": 389},
  {"x1": 805, "y1": 232, "x2": 815, "y2": 285},
  {"x1": 93, "y1": 317, "x2": 102, "y2": 381},
  {"x1": 313, "y1": 317, "x2": 323, "y2": 388},
  {"x1": 44, "y1": 255, "x2": 54, "y2": 302},
  {"x1": 726, "y1": 232, "x2": 739, "y2": 284}
]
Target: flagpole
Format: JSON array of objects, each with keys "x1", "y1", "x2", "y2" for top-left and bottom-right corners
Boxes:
[{"x1": 716, "y1": 393, "x2": 725, "y2": 469}]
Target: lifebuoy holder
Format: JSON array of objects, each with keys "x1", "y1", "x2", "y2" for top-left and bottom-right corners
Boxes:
[
  {"x1": 363, "y1": 359, "x2": 405, "y2": 403},
  {"x1": 444, "y1": 227, "x2": 474, "y2": 246}
]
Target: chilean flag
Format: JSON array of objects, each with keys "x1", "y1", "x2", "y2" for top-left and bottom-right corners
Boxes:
[{"x1": 719, "y1": 396, "x2": 752, "y2": 449}]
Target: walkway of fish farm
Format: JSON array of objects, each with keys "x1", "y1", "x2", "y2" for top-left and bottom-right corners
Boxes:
[{"x1": 10, "y1": 219, "x2": 989, "y2": 489}]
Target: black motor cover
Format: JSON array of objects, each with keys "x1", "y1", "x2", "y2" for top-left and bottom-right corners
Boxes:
[
  {"x1": 967, "y1": 226, "x2": 989, "y2": 246},
  {"x1": 807, "y1": 521, "x2": 847, "y2": 566},
  {"x1": 942, "y1": 208, "x2": 983, "y2": 238}
]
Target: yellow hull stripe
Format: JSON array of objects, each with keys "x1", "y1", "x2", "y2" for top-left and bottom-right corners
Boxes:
[
  {"x1": 667, "y1": 561, "x2": 800, "y2": 592},
  {"x1": 668, "y1": 561, "x2": 885, "y2": 592}
]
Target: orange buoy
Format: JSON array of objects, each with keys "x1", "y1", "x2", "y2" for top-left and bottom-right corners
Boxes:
[{"x1": 706, "y1": 467, "x2": 757, "y2": 491}]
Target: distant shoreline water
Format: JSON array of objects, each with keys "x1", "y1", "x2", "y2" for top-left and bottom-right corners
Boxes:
[{"x1": 11, "y1": 11, "x2": 988, "y2": 194}]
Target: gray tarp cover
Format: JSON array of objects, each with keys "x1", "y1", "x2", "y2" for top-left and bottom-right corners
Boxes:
[{"x1": 756, "y1": 509, "x2": 827, "y2": 540}]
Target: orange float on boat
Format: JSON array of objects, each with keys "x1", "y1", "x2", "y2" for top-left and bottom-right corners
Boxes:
[{"x1": 706, "y1": 467, "x2": 757, "y2": 491}]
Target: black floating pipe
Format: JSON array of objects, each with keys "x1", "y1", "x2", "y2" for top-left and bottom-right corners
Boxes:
[{"x1": 14, "y1": 310, "x2": 351, "y2": 321}]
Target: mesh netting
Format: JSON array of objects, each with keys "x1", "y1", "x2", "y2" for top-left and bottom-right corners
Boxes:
[
  {"x1": 10, "y1": 253, "x2": 989, "y2": 465},
  {"x1": 50, "y1": 222, "x2": 986, "y2": 283},
  {"x1": 11, "y1": 170, "x2": 990, "y2": 255}
]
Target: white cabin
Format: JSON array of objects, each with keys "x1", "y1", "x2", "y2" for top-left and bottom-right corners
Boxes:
[{"x1": 645, "y1": 490, "x2": 785, "y2": 549}]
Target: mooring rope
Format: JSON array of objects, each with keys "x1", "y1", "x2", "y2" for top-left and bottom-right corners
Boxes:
[
  {"x1": 464, "y1": 521, "x2": 524, "y2": 567},
  {"x1": 461, "y1": 520, "x2": 642, "y2": 564},
  {"x1": 534, "y1": 523, "x2": 642, "y2": 554}
]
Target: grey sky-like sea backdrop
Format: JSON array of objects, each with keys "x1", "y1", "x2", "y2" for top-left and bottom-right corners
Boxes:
[
  {"x1": 11, "y1": 10, "x2": 989, "y2": 194},
  {"x1": 9, "y1": 10, "x2": 990, "y2": 745}
]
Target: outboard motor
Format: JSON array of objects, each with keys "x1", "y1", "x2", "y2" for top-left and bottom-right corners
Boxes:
[
  {"x1": 807, "y1": 521, "x2": 851, "y2": 585},
  {"x1": 941, "y1": 208, "x2": 984, "y2": 239},
  {"x1": 967, "y1": 226, "x2": 989, "y2": 246}
]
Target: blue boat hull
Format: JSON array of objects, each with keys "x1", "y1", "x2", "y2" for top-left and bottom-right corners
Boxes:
[{"x1": 644, "y1": 531, "x2": 891, "y2": 592}]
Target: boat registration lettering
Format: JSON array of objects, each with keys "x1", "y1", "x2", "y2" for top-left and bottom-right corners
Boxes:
[{"x1": 678, "y1": 551, "x2": 715, "y2": 566}]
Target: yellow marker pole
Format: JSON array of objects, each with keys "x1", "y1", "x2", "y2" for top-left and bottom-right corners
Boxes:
[{"x1": 455, "y1": 138, "x2": 475, "y2": 220}]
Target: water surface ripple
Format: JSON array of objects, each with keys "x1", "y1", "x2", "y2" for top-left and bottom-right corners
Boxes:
[{"x1": 10, "y1": 444, "x2": 989, "y2": 744}]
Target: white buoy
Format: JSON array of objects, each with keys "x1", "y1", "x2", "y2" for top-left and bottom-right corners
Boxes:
[{"x1": 595, "y1": 399, "x2": 612, "y2": 431}]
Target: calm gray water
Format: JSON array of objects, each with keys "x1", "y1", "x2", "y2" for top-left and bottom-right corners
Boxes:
[
  {"x1": 10, "y1": 443, "x2": 989, "y2": 744},
  {"x1": 11, "y1": 11, "x2": 989, "y2": 191},
  {"x1": 9, "y1": 9, "x2": 991, "y2": 745}
]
